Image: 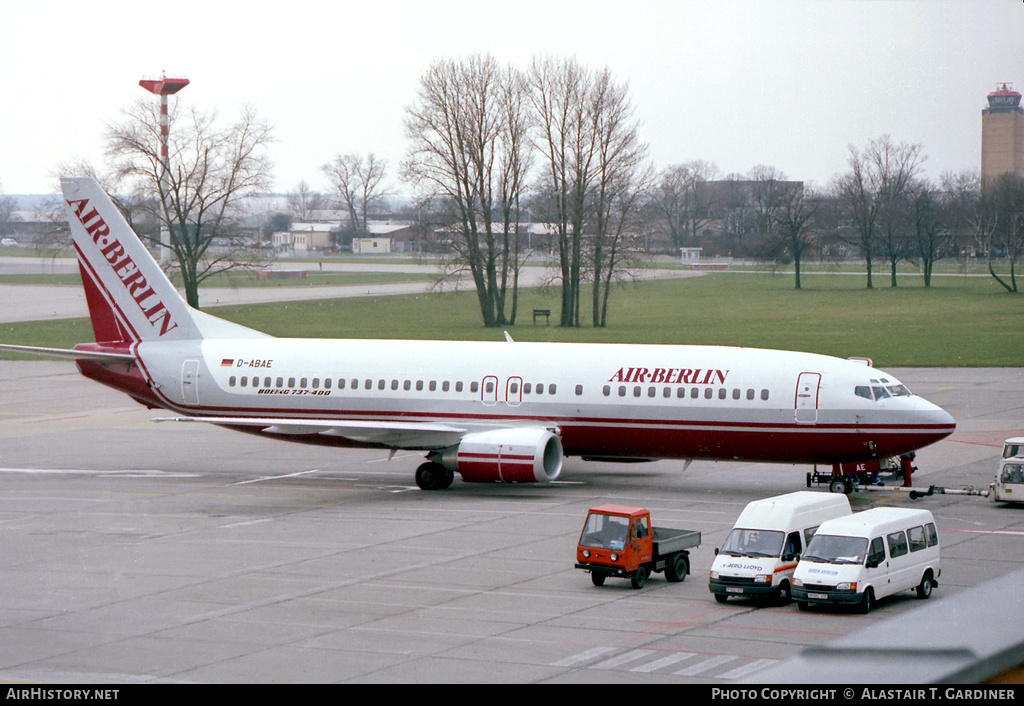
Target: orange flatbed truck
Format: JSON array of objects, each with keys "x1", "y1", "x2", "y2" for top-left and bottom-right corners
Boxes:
[{"x1": 575, "y1": 504, "x2": 701, "y2": 589}]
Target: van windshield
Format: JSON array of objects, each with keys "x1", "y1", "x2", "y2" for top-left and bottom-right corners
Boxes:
[
  {"x1": 720, "y1": 528, "x2": 785, "y2": 558},
  {"x1": 802, "y1": 534, "x2": 868, "y2": 565},
  {"x1": 1001, "y1": 463, "x2": 1024, "y2": 484}
]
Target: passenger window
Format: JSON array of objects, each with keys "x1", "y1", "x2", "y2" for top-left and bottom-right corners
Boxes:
[
  {"x1": 648, "y1": 387, "x2": 656, "y2": 398},
  {"x1": 575, "y1": 384, "x2": 583, "y2": 396},
  {"x1": 429, "y1": 381, "x2": 436, "y2": 392},
  {"x1": 364, "y1": 379, "x2": 372, "y2": 390},
  {"x1": 524, "y1": 383, "x2": 532, "y2": 394},
  {"x1": 691, "y1": 388, "x2": 699, "y2": 399},
  {"x1": 391, "y1": 380, "x2": 399, "y2": 391},
  {"x1": 240, "y1": 377, "x2": 248, "y2": 388},
  {"x1": 312, "y1": 378, "x2": 319, "y2": 389},
  {"x1": 925, "y1": 523, "x2": 938, "y2": 547},
  {"x1": 288, "y1": 377, "x2": 296, "y2": 388},
  {"x1": 471, "y1": 381, "x2": 479, "y2": 393},
  {"x1": 761, "y1": 389, "x2": 769, "y2": 401},
  {"x1": 324, "y1": 378, "x2": 332, "y2": 389},
  {"x1": 908, "y1": 526, "x2": 927, "y2": 552},
  {"x1": 603, "y1": 385, "x2": 610, "y2": 396},
  {"x1": 264, "y1": 377, "x2": 271, "y2": 387},
  {"x1": 378, "y1": 379, "x2": 386, "y2": 390},
  {"x1": 664, "y1": 387, "x2": 672, "y2": 398},
  {"x1": 229, "y1": 376, "x2": 237, "y2": 387},
  {"x1": 404, "y1": 380, "x2": 412, "y2": 391},
  {"x1": 338, "y1": 378, "x2": 346, "y2": 390},
  {"x1": 510, "y1": 382, "x2": 519, "y2": 394},
  {"x1": 300, "y1": 378, "x2": 307, "y2": 388},
  {"x1": 746, "y1": 389, "x2": 755, "y2": 400},
  {"x1": 618, "y1": 386, "x2": 626, "y2": 397},
  {"x1": 455, "y1": 381, "x2": 463, "y2": 392},
  {"x1": 484, "y1": 380, "x2": 494, "y2": 393},
  {"x1": 277, "y1": 377, "x2": 284, "y2": 388},
  {"x1": 441, "y1": 381, "x2": 449, "y2": 392},
  {"x1": 732, "y1": 388, "x2": 740, "y2": 400},
  {"x1": 633, "y1": 386, "x2": 642, "y2": 398},
  {"x1": 704, "y1": 388, "x2": 713, "y2": 399},
  {"x1": 718, "y1": 388, "x2": 727, "y2": 400},
  {"x1": 887, "y1": 531, "x2": 908, "y2": 558},
  {"x1": 677, "y1": 387, "x2": 685, "y2": 398}
]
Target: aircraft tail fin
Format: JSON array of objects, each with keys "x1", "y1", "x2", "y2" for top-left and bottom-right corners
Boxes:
[{"x1": 61, "y1": 177, "x2": 266, "y2": 343}]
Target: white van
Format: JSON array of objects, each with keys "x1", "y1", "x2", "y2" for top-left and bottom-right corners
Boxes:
[
  {"x1": 990, "y1": 437, "x2": 1024, "y2": 503},
  {"x1": 709, "y1": 491, "x2": 852, "y2": 604},
  {"x1": 792, "y1": 507, "x2": 940, "y2": 614}
]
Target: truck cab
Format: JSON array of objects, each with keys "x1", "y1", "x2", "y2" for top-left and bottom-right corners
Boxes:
[{"x1": 991, "y1": 437, "x2": 1024, "y2": 503}]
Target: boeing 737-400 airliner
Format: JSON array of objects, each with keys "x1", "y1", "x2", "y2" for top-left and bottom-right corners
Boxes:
[{"x1": 0, "y1": 178, "x2": 955, "y2": 490}]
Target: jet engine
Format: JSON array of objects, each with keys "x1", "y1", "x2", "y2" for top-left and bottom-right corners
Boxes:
[{"x1": 435, "y1": 427, "x2": 563, "y2": 483}]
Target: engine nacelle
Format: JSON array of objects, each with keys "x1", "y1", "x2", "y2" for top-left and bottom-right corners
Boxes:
[{"x1": 436, "y1": 427, "x2": 563, "y2": 483}]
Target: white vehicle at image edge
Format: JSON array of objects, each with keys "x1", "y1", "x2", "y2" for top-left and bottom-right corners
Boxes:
[
  {"x1": 990, "y1": 437, "x2": 1024, "y2": 503},
  {"x1": 709, "y1": 491, "x2": 852, "y2": 604},
  {"x1": 792, "y1": 507, "x2": 940, "y2": 614}
]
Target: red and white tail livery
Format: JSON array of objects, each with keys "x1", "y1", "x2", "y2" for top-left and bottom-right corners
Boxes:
[{"x1": 1, "y1": 177, "x2": 956, "y2": 490}]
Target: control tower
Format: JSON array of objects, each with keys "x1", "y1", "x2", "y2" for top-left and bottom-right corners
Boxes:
[{"x1": 981, "y1": 83, "x2": 1024, "y2": 186}]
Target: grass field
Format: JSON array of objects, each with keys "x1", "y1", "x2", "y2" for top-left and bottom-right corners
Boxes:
[{"x1": 2, "y1": 271, "x2": 1020, "y2": 366}]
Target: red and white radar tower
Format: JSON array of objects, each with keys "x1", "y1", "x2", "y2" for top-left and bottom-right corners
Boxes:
[{"x1": 139, "y1": 73, "x2": 189, "y2": 262}]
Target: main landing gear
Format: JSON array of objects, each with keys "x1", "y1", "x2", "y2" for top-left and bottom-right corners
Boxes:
[{"x1": 415, "y1": 462, "x2": 454, "y2": 491}]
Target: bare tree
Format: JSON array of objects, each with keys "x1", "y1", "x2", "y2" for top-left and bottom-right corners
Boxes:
[
  {"x1": 835, "y1": 136, "x2": 923, "y2": 288},
  {"x1": 767, "y1": 183, "x2": 817, "y2": 289},
  {"x1": 587, "y1": 68, "x2": 651, "y2": 327},
  {"x1": 980, "y1": 173, "x2": 1024, "y2": 293},
  {"x1": 287, "y1": 180, "x2": 324, "y2": 222},
  {"x1": 106, "y1": 98, "x2": 273, "y2": 308},
  {"x1": 653, "y1": 160, "x2": 720, "y2": 250},
  {"x1": 403, "y1": 55, "x2": 529, "y2": 327},
  {"x1": 322, "y1": 153, "x2": 390, "y2": 235}
]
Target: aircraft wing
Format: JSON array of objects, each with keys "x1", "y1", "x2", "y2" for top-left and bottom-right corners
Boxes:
[
  {"x1": 155, "y1": 415, "x2": 476, "y2": 450},
  {"x1": 0, "y1": 344, "x2": 136, "y2": 363}
]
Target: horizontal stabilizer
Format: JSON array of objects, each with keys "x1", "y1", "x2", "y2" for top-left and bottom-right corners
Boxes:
[{"x1": 0, "y1": 344, "x2": 136, "y2": 363}]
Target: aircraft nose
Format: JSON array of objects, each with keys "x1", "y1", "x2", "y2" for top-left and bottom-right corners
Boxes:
[{"x1": 921, "y1": 401, "x2": 956, "y2": 437}]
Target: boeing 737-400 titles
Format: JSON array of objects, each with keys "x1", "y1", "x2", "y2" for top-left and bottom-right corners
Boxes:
[{"x1": 0, "y1": 178, "x2": 956, "y2": 490}]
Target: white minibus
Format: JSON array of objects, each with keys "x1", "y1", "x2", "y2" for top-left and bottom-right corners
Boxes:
[
  {"x1": 709, "y1": 491, "x2": 852, "y2": 604},
  {"x1": 792, "y1": 507, "x2": 940, "y2": 614},
  {"x1": 990, "y1": 437, "x2": 1024, "y2": 503}
]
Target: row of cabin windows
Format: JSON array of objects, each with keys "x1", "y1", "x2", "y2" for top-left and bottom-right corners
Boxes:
[
  {"x1": 603, "y1": 384, "x2": 770, "y2": 402},
  {"x1": 226, "y1": 375, "x2": 770, "y2": 403},
  {"x1": 226, "y1": 375, "x2": 559, "y2": 395}
]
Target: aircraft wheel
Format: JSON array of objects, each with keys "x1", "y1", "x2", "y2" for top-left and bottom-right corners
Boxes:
[
  {"x1": 829, "y1": 477, "x2": 850, "y2": 495},
  {"x1": 415, "y1": 462, "x2": 448, "y2": 491}
]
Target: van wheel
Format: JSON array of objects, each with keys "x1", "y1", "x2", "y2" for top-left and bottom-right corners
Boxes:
[
  {"x1": 714, "y1": 594, "x2": 729, "y2": 604},
  {"x1": 776, "y1": 581, "x2": 792, "y2": 606},
  {"x1": 858, "y1": 588, "x2": 874, "y2": 614},
  {"x1": 797, "y1": 601, "x2": 810, "y2": 611},
  {"x1": 591, "y1": 572, "x2": 606, "y2": 587},
  {"x1": 916, "y1": 571, "x2": 933, "y2": 599}
]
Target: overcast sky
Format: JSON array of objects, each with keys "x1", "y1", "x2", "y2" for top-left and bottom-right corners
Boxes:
[{"x1": 1, "y1": 0, "x2": 1020, "y2": 196}]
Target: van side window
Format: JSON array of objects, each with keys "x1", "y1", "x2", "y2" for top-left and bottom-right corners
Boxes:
[
  {"x1": 908, "y1": 525, "x2": 927, "y2": 552},
  {"x1": 784, "y1": 531, "x2": 801, "y2": 559},
  {"x1": 868, "y1": 537, "x2": 886, "y2": 566},
  {"x1": 887, "y1": 530, "x2": 909, "y2": 558},
  {"x1": 925, "y1": 523, "x2": 938, "y2": 547}
]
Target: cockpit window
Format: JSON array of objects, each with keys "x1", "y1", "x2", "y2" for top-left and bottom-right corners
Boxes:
[{"x1": 856, "y1": 383, "x2": 912, "y2": 401}]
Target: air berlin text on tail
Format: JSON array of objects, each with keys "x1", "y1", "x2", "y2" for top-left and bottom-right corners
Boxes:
[{"x1": 67, "y1": 198, "x2": 178, "y2": 336}]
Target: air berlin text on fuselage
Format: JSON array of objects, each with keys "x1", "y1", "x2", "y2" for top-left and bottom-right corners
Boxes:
[
  {"x1": 67, "y1": 198, "x2": 178, "y2": 336},
  {"x1": 608, "y1": 367, "x2": 729, "y2": 385}
]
